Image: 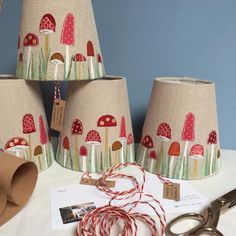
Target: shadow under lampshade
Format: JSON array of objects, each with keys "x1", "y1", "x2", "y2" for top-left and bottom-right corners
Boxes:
[
  {"x1": 0, "y1": 76, "x2": 54, "y2": 172},
  {"x1": 56, "y1": 76, "x2": 135, "y2": 173},
  {"x1": 17, "y1": 0, "x2": 105, "y2": 81},
  {"x1": 137, "y1": 77, "x2": 220, "y2": 180}
]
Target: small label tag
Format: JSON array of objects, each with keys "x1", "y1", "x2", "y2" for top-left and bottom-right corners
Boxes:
[
  {"x1": 50, "y1": 99, "x2": 66, "y2": 132},
  {"x1": 163, "y1": 183, "x2": 180, "y2": 201},
  {"x1": 80, "y1": 178, "x2": 116, "y2": 188}
]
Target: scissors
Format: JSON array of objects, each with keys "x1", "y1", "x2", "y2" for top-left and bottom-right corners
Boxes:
[{"x1": 165, "y1": 189, "x2": 236, "y2": 236}]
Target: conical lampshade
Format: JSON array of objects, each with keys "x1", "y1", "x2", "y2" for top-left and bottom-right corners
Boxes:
[
  {"x1": 0, "y1": 76, "x2": 54, "y2": 172},
  {"x1": 17, "y1": 0, "x2": 105, "y2": 81},
  {"x1": 137, "y1": 77, "x2": 220, "y2": 180},
  {"x1": 56, "y1": 77, "x2": 135, "y2": 173}
]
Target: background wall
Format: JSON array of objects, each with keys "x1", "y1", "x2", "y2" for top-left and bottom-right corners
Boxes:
[{"x1": 0, "y1": 0, "x2": 235, "y2": 149}]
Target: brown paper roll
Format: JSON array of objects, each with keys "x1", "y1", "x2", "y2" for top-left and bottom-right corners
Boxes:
[
  {"x1": 17, "y1": 0, "x2": 105, "y2": 81},
  {"x1": 0, "y1": 186, "x2": 7, "y2": 216},
  {"x1": 0, "y1": 152, "x2": 38, "y2": 226},
  {"x1": 0, "y1": 76, "x2": 54, "y2": 172},
  {"x1": 56, "y1": 77, "x2": 135, "y2": 173},
  {"x1": 137, "y1": 77, "x2": 220, "y2": 180}
]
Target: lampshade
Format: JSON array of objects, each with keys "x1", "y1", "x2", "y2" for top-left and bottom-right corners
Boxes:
[
  {"x1": 137, "y1": 77, "x2": 220, "y2": 180},
  {"x1": 56, "y1": 77, "x2": 135, "y2": 173},
  {"x1": 17, "y1": 0, "x2": 105, "y2": 81},
  {"x1": 0, "y1": 76, "x2": 54, "y2": 171}
]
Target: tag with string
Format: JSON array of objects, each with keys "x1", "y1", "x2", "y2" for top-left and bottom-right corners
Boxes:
[{"x1": 50, "y1": 82, "x2": 66, "y2": 132}]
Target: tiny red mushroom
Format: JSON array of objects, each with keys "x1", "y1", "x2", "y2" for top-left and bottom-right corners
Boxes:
[
  {"x1": 39, "y1": 13, "x2": 56, "y2": 63},
  {"x1": 22, "y1": 114, "x2": 36, "y2": 160},
  {"x1": 85, "y1": 130, "x2": 101, "y2": 173},
  {"x1": 156, "y1": 123, "x2": 171, "y2": 174},
  {"x1": 80, "y1": 146, "x2": 88, "y2": 172},
  {"x1": 97, "y1": 114, "x2": 117, "y2": 168},
  {"x1": 23, "y1": 33, "x2": 39, "y2": 79},
  {"x1": 34, "y1": 145, "x2": 43, "y2": 171},
  {"x1": 63, "y1": 136, "x2": 71, "y2": 168},
  {"x1": 112, "y1": 141, "x2": 122, "y2": 166},
  {"x1": 149, "y1": 150, "x2": 158, "y2": 172},
  {"x1": 140, "y1": 135, "x2": 154, "y2": 167},
  {"x1": 97, "y1": 53, "x2": 104, "y2": 78},
  {"x1": 167, "y1": 142, "x2": 180, "y2": 178},
  {"x1": 5, "y1": 137, "x2": 29, "y2": 158},
  {"x1": 127, "y1": 133, "x2": 134, "y2": 162},
  {"x1": 50, "y1": 53, "x2": 64, "y2": 80},
  {"x1": 71, "y1": 119, "x2": 83, "y2": 171},
  {"x1": 87, "y1": 40, "x2": 96, "y2": 79},
  {"x1": 60, "y1": 13, "x2": 75, "y2": 77},
  {"x1": 73, "y1": 53, "x2": 84, "y2": 80},
  {"x1": 207, "y1": 130, "x2": 217, "y2": 175},
  {"x1": 18, "y1": 52, "x2": 23, "y2": 78},
  {"x1": 119, "y1": 116, "x2": 127, "y2": 163},
  {"x1": 190, "y1": 144, "x2": 205, "y2": 178}
]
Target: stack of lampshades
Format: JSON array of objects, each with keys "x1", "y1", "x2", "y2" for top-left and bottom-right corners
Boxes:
[{"x1": 0, "y1": 0, "x2": 220, "y2": 180}]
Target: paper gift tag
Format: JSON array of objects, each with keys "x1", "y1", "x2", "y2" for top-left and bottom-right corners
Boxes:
[
  {"x1": 51, "y1": 99, "x2": 66, "y2": 132},
  {"x1": 163, "y1": 183, "x2": 180, "y2": 201},
  {"x1": 80, "y1": 178, "x2": 116, "y2": 188}
]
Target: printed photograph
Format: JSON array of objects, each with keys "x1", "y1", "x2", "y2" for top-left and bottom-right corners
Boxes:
[{"x1": 59, "y1": 202, "x2": 96, "y2": 224}]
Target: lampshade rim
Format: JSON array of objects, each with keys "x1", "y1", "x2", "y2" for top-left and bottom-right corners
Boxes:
[
  {"x1": 67, "y1": 75, "x2": 126, "y2": 83},
  {"x1": 155, "y1": 77, "x2": 214, "y2": 85},
  {"x1": 0, "y1": 75, "x2": 17, "y2": 80}
]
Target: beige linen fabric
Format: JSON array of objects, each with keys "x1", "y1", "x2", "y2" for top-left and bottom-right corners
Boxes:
[
  {"x1": 0, "y1": 77, "x2": 54, "y2": 171},
  {"x1": 56, "y1": 77, "x2": 135, "y2": 172},
  {"x1": 17, "y1": 0, "x2": 104, "y2": 81},
  {"x1": 137, "y1": 77, "x2": 220, "y2": 180}
]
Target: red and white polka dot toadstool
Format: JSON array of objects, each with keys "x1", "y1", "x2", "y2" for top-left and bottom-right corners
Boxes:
[
  {"x1": 140, "y1": 135, "x2": 154, "y2": 167},
  {"x1": 80, "y1": 146, "x2": 88, "y2": 172},
  {"x1": 87, "y1": 40, "x2": 96, "y2": 79},
  {"x1": 190, "y1": 144, "x2": 205, "y2": 178},
  {"x1": 207, "y1": 130, "x2": 217, "y2": 174},
  {"x1": 149, "y1": 150, "x2": 158, "y2": 172}
]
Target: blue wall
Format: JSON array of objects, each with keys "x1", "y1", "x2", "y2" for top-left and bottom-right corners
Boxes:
[{"x1": 0, "y1": 1, "x2": 235, "y2": 149}]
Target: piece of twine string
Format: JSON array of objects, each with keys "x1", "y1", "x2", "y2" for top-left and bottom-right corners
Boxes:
[
  {"x1": 54, "y1": 81, "x2": 61, "y2": 100},
  {"x1": 77, "y1": 162, "x2": 173, "y2": 235}
]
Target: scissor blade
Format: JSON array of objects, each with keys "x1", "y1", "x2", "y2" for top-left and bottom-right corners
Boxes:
[{"x1": 219, "y1": 189, "x2": 236, "y2": 207}]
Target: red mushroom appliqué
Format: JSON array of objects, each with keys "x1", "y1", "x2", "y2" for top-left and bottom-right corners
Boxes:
[
  {"x1": 119, "y1": 116, "x2": 127, "y2": 163},
  {"x1": 80, "y1": 146, "x2": 88, "y2": 172},
  {"x1": 97, "y1": 53, "x2": 104, "y2": 78},
  {"x1": 39, "y1": 14, "x2": 56, "y2": 64},
  {"x1": 140, "y1": 135, "x2": 154, "y2": 167},
  {"x1": 149, "y1": 150, "x2": 158, "y2": 173},
  {"x1": 180, "y1": 112, "x2": 195, "y2": 178},
  {"x1": 168, "y1": 142, "x2": 180, "y2": 178},
  {"x1": 190, "y1": 144, "x2": 205, "y2": 178},
  {"x1": 23, "y1": 113, "x2": 36, "y2": 160},
  {"x1": 207, "y1": 130, "x2": 217, "y2": 175},
  {"x1": 39, "y1": 115, "x2": 49, "y2": 168},
  {"x1": 127, "y1": 133, "x2": 134, "y2": 162},
  {"x1": 85, "y1": 130, "x2": 101, "y2": 173},
  {"x1": 71, "y1": 119, "x2": 83, "y2": 170},
  {"x1": 23, "y1": 33, "x2": 39, "y2": 79},
  {"x1": 63, "y1": 136, "x2": 72, "y2": 168},
  {"x1": 87, "y1": 41, "x2": 96, "y2": 79},
  {"x1": 97, "y1": 115, "x2": 117, "y2": 168},
  {"x1": 60, "y1": 13, "x2": 75, "y2": 77},
  {"x1": 5, "y1": 137, "x2": 29, "y2": 158},
  {"x1": 50, "y1": 53, "x2": 64, "y2": 80},
  {"x1": 73, "y1": 53, "x2": 84, "y2": 80},
  {"x1": 156, "y1": 123, "x2": 171, "y2": 174}
]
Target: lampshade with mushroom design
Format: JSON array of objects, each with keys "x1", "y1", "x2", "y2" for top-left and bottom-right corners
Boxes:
[
  {"x1": 0, "y1": 77, "x2": 54, "y2": 172},
  {"x1": 17, "y1": 0, "x2": 105, "y2": 80},
  {"x1": 56, "y1": 77, "x2": 134, "y2": 172},
  {"x1": 137, "y1": 77, "x2": 220, "y2": 180}
]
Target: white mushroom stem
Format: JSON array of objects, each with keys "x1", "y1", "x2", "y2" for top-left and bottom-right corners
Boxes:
[
  {"x1": 140, "y1": 148, "x2": 147, "y2": 167},
  {"x1": 65, "y1": 45, "x2": 70, "y2": 77},
  {"x1": 181, "y1": 141, "x2": 189, "y2": 177},
  {"x1": 120, "y1": 139, "x2": 126, "y2": 163},
  {"x1": 167, "y1": 157, "x2": 176, "y2": 178},
  {"x1": 88, "y1": 56, "x2": 95, "y2": 79},
  {"x1": 42, "y1": 145, "x2": 48, "y2": 169},
  {"x1": 26, "y1": 47, "x2": 32, "y2": 79},
  {"x1": 149, "y1": 159, "x2": 156, "y2": 173},
  {"x1": 54, "y1": 64, "x2": 58, "y2": 80},
  {"x1": 128, "y1": 144, "x2": 134, "y2": 162},
  {"x1": 98, "y1": 62, "x2": 103, "y2": 78},
  {"x1": 63, "y1": 149, "x2": 68, "y2": 167},
  {"x1": 81, "y1": 157, "x2": 87, "y2": 172},
  {"x1": 90, "y1": 144, "x2": 96, "y2": 173},
  {"x1": 209, "y1": 144, "x2": 215, "y2": 174}
]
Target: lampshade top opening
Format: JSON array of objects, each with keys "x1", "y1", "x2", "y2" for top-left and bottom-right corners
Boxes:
[{"x1": 156, "y1": 77, "x2": 213, "y2": 85}]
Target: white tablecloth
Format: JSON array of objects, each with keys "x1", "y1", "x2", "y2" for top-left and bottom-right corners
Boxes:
[{"x1": 0, "y1": 149, "x2": 236, "y2": 235}]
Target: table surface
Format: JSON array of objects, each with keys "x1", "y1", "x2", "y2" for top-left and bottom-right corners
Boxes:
[{"x1": 1, "y1": 149, "x2": 236, "y2": 236}]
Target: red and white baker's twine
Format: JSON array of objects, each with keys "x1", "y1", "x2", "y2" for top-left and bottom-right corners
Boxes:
[
  {"x1": 78, "y1": 162, "x2": 170, "y2": 236},
  {"x1": 54, "y1": 81, "x2": 61, "y2": 100}
]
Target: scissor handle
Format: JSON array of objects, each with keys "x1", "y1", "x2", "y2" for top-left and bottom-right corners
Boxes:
[
  {"x1": 165, "y1": 212, "x2": 206, "y2": 236},
  {"x1": 196, "y1": 227, "x2": 224, "y2": 236}
]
